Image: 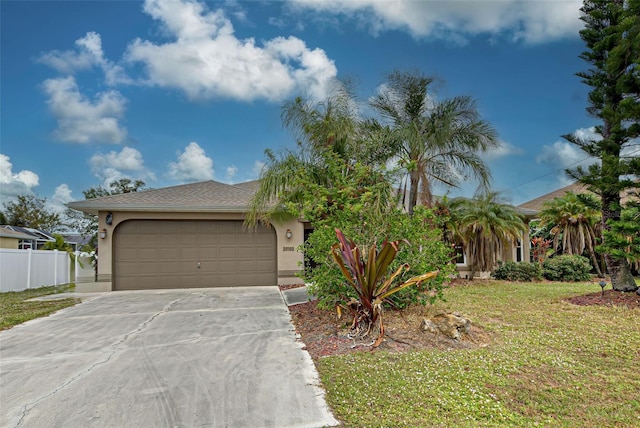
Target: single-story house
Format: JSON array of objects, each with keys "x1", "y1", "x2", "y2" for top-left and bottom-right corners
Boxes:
[
  {"x1": 67, "y1": 180, "x2": 305, "y2": 292},
  {"x1": 0, "y1": 227, "x2": 40, "y2": 249},
  {"x1": 0, "y1": 226, "x2": 78, "y2": 250}
]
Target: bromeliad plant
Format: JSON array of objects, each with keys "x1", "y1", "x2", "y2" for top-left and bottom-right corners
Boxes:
[{"x1": 331, "y1": 228, "x2": 438, "y2": 347}]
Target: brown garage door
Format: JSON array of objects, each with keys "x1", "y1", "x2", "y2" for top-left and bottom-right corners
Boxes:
[{"x1": 113, "y1": 220, "x2": 277, "y2": 290}]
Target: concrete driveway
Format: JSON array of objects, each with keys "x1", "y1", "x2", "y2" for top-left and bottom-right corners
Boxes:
[{"x1": 0, "y1": 287, "x2": 338, "y2": 428}]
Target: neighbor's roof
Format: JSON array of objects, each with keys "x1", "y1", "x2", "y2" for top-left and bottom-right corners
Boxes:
[
  {"x1": 0, "y1": 226, "x2": 37, "y2": 240},
  {"x1": 66, "y1": 180, "x2": 261, "y2": 215},
  {"x1": 517, "y1": 182, "x2": 589, "y2": 212},
  {"x1": 518, "y1": 181, "x2": 638, "y2": 212}
]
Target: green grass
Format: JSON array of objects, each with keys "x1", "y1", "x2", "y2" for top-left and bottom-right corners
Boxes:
[
  {"x1": 0, "y1": 284, "x2": 79, "y2": 331},
  {"x1": 317, "y1": 281, "x2": 640, "y2": 427}
]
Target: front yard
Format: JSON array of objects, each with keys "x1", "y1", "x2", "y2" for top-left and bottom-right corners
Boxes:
[
  {"x1": 304, "y1": 281, "x2": 640, "y2": 427},
  {"x1": 0, "y1": 284, "x2": 79, "y2": 331}
]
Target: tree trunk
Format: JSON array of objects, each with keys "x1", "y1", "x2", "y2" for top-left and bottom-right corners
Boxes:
[
  {"x1": 407, "y1": 171, "x2": 420, "y2": 215},
  {"x1": 602, "y1": 193, "x2": 638, "y2": 291}
]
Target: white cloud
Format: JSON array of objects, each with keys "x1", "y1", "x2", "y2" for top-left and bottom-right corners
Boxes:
[
  {"x1": 47, "y1": 184, "x2": 74, "y2": 214},
  {"x1": 252, "y1": 160, "x2": 266, "y2": 177},
  {"x1": 38, "y1": 32, "x2": 131, "y2": 85},
  {"x1": 289, "y1": 0, "x2": 582, "y2": 44},
  {"x1": 225, "y1": 165, "x2": 238, "y2": 182},
  {"x1": 90, "y1": 146, "x2": 154, "y2": 187},
  {"x1": 0, "y1": 154, "x2": 39, "y2": 204},
  {"x1": 483, "y1": 141, "x2": 524, "y2": 160},
  {"x1": 42, "y1": 76, "x2": 128, "y2": 144},
  {"x1": 125, "y1": 0, "x2": 337, "y2": 101},
  {"x1": 168, "y1": 142, "x2": 214, "y2": 182}
]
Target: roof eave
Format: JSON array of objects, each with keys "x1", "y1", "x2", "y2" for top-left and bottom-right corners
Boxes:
[{"x1": 65, "y1": 203, "x2": 250, "y2": 216}]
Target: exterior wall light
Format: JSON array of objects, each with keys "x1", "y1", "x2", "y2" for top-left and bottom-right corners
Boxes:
[
  {"x1": 100, "y1": 229, "x2": 107, "y2": 239},
  {"x1": 286, "y1": 229, "x2": 292, "y2": 240}
]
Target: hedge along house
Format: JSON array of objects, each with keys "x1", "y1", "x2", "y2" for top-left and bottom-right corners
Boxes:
[{"x1": 66, "y1": 180, "x2": 304, "y2": 292}]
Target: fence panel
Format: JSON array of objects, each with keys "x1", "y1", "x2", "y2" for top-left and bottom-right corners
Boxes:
[{"x1": 0, "y1": 249, "x2": 71, "y2": 292}]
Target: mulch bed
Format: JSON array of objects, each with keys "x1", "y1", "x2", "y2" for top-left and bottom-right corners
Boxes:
[
  {"x1": 287, "y1": 285, "x2": 639, "y2": 361},
  {"x1": 565, "y1": 289, "x2": 640, "y2": 309}
]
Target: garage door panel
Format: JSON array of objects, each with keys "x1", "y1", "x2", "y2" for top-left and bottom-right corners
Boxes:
[{"x1": 114, "y1": 220, "x2": 276, "y2": 290}]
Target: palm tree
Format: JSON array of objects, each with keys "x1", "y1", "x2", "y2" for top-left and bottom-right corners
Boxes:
[
  {"x1": 246, "y1": 83, "x2": 392, "y2": 226},
  {"x1": 370, "y1": 71, "x2": 500, "y2": 214},
  {"x1": 538, "y1": 191, "x2": 604, "y2": 277},
  {"x1": 448, "y1": 192, "x2": 527, "y2": 279}
]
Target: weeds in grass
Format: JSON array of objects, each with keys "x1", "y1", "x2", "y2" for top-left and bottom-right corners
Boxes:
[
  {"x1": 0, "y1": 284, "x2": 78, "y2": 330},
  {"x1": 317, "y1": 281, "x2": 640, "y2": 427}
]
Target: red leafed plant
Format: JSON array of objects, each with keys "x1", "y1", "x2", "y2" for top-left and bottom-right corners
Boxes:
[{"x1": 331, "y1": 228, "x2": 438, "y2": 347}]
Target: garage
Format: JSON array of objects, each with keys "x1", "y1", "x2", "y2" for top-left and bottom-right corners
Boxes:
[{"x1": 113, "y1": 220, "x2": 277, "y2": 290}]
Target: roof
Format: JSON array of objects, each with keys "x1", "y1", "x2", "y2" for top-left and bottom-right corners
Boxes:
[
  {"x1": 517, "y1": 182, "x2": 590, "y2": 212},
  {"x1": 66, "y1": 180, "x2": 261, "y2": 215},
  {"x1": 518, "y1": 181, "x2": 638, "y2": 212},
  {"x1": 0, "y1": 226, "x2": 37, "y2": 240}
]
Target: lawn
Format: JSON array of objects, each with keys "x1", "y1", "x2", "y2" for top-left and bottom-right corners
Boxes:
[
  {"x1": 0, "y1": 284, "x2": 79, "y2": 331},
  {"x1": 316, "y1": 281, "x2": 640, "y2": 427}
]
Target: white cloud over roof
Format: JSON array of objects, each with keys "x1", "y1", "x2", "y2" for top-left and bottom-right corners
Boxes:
[
  {"x1": 168, "y1": 142, "x2": 214, "y2": 182},
  {"x1": 288, "y1": 0, "x2": 582, "y2": 43},
  {"x1": 125, "y1": 0, "x2": 337, "y2": 102},
  {"x1": 90, "y1": 146, "x2": 154, "y2": 187}
]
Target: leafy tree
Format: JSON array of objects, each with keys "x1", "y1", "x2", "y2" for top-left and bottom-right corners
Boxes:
[
  {"x1": 538, "y1": 191, "x2": 604, "y2": 277},
  {"x1": 565, "y1": 0, "x2": 639, "y2": 291},
  {"x1": 3, "y1": 195, "x2": 61, "y2": 231},
  {"x1": 599, "y1": 201, "x2": 640, "y2": 268},
  {"x1": 448, "y1": 192, "x2": 527, "y2": 279},
  {"x1": 370, "y1": 70, "x2": 500, "y2": 213},
  {"x1": 247, "y1": 84, "x2": 393, "y2": 226},
  {"x1": 301, "y1": 159, "x2": 454, "y2": 310}
]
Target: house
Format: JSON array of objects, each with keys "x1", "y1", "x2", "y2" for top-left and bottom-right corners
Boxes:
[
  {"x1": 0, "y1": 226, "x2": 78, "y2": 250},
  {"x1": 66, "y1": 180, "x2": 305, "y2": 292},
  {"x1": 452, "y1": 205, "x2": 537, "y2": 279},
  {"x1": 0, "y1": 227, "x2": 39, "y2": 249}
]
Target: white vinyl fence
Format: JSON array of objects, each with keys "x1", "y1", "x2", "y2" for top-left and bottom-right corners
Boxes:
[{"x1": 0, "y1": 249, "x2": 71, "y2": 292}]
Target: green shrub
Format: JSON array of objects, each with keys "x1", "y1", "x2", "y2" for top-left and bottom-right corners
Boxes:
[
  {"x1": 542, "y1": 255, "x2": 592, "y2": 282},
  {"x1": 304, "y1": 206, "x2": 455, "y2": 310},
  {"x1": 492, "y1": 261, "x2": 542, "y2": 281}
]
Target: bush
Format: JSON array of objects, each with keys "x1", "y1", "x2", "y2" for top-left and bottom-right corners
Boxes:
[
  {"x1": 492, "y1": 261, "x2": 542, "y2": 281},
  {"x1": 304, "y1": 206, "x2": 456, "y2": 310},
  {"x1": 542, "y1": 255, "x2": 592, "y2": 282}
]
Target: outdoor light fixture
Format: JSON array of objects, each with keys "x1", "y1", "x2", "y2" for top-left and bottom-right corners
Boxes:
[
  {"x1": 286, "y1": 229, "x2": 292, "y2": 240},
  {"x1": 100, "y1": 229, "x2": 107, "y2": 239},
  {"x1": 599, "y1": 281, "x2": 607, "y2": 297}
]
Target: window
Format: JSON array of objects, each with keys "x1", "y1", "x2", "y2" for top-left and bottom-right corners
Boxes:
[
  {"x1": 454, "y1": 243, "x2": 466, "y2": 265},
  {"x1": 516, "y1": 240, "x2": 523, "y2": 262}
]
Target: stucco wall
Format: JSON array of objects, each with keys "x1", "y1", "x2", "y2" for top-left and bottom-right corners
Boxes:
[
  {"x1": 94, "y1": 211, "x2": 304, "y2": 290},
  {"x1": 0, "y1": 237, "x2": 19, "y2": 249}
]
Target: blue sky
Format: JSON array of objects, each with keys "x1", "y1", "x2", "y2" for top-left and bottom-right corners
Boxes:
[{"x1": 1, "y1": 0, "x2": 597, "y2": 216}]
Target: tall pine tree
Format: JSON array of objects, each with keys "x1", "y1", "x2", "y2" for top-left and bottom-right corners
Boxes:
[{"x1": 565, "y1": 0, "x2": 639, "y2": 292}]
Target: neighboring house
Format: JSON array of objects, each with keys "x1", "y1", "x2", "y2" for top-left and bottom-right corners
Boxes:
[
  {"x1": 0, "y1": 227, "x2": 39, "y2": 249},
  {"x1": 0, "y1": 226, "x2": 77, "y2": 250},
  {"x1": 67, "y1": 180, "x2": 305, "y2": 292}
]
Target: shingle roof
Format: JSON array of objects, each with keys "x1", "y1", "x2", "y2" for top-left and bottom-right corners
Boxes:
[
  {"x1": 0, "y1": 226, "x2": 37, "y2": 240},
  {"x1": 517, "y1": 182, "x2": 589, "y2": 212},
  {"x1": 518, "y1": 181, "x2": 638, "y2": 212},
  {"x1": 66, "y1": 180, "x2": 261, "y2": 215}
]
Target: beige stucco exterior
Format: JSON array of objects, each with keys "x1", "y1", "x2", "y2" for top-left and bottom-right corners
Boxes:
[
  {"x1": 0, "y1": 236, "x2": 20, "y2": 249},
  {"x1": 77, "y1": 210, "x2": 305, "y2": 291}
]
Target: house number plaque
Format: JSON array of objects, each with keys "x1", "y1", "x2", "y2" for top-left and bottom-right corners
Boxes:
[{"x1": 283, "y1": 246, "x2": 295, "y2": 252}]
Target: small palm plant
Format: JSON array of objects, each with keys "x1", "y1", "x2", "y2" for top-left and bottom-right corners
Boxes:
[{"x1": 331, "y1": 228, "x2": 438, "y2": 347}]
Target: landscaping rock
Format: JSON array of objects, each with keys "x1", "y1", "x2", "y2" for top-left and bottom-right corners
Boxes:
[{"x1": 421, "y1": 312, "x2": 471, "y2": 340}]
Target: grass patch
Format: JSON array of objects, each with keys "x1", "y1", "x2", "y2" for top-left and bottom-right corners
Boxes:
[
  {"x1": 317, "y1": 281, "x2": 640, "y2": 427},
  {"x1": 0, "y1": 284, "x2": 79, "y2": 331}
]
